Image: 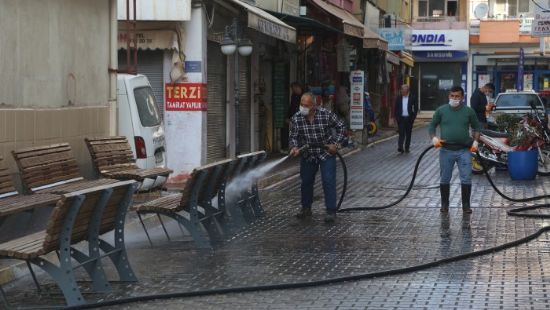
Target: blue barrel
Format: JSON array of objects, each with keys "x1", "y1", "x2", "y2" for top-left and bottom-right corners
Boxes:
[{"x1": 507, "y1": 149, "x2": 538, "y2": 180}]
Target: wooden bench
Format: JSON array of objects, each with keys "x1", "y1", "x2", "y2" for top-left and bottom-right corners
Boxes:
[
  {"x1": 132, "y1": 158, "x2": 235, "y2": 248},
  {"x1": 12, "y1": 143, "x2": 118, "y2": 194},
  {"x1": 0, "y1": 156, "x2": 60, "y2": 221},
  {"x1": 0, "y1": 180, "x2": 137, "y2": 307},
  {"x1": 85, "y1": 136, "x2": 173, "y2": 191}
]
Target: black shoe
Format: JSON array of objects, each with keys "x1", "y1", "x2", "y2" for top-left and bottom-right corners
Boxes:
[
  {"x1": 296, "y1": 208, "x2": 312, "y2": 219},
  {"x1": 405, "y1": 149, "x2": 410, "y2": 153},
  {"x1": 398, "y1": 148, "x2": 404, "y2": 154},
  {"x1": 324, "y1": 212, "x2": 336, "y2": 223}
]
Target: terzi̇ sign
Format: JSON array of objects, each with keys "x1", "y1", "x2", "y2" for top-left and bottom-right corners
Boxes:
[{"x1": 165, "y1": 83, "x2": 207, "y2": 111}]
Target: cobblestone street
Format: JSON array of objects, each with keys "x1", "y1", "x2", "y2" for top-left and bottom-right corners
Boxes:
[{"x1": 5, "y1": 127, "x2": 550, "y2": 309}]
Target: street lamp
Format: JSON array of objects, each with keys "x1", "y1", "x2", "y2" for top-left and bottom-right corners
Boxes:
[{"x1": 221, "y1": 18, "x2": 253, "y2": 155}]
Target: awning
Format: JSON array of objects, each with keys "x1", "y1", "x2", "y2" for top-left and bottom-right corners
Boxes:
[
  {"x1": 399, "y1": 51, "x2": 414, "y2": 67},
  {"x1": 118, "y1": 30, "x2": 179, "y2": 50},
  {"x1": 363, "y1": 27, "x2": 388, "y2": 51},
  {"x1": 311, "y1": 0, "x2": 363, "y2": 38},
  {"x1": 228, "y1": 0, "x2": 296, "y2": 43},
  {"x1": 267, "y1": 11, "x2": 344, "y2": 34},
  {"x1": 386, "y1": 51, "x2": 400, "y2": 65}
]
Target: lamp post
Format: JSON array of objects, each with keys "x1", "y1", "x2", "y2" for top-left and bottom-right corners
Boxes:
[{"x1": 221, "y1": 18, "x2": 253, "y2": 155}]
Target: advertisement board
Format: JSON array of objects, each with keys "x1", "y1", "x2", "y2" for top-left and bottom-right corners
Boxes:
[
  {"x1": 349, "y1": 71, "x2": 364, "y2": 130},
  {"x1": 165, "y1": 83, "x2": 207, "y2": 111}
]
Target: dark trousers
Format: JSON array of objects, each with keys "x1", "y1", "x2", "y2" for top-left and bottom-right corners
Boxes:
[
  {"x1": 397, "y1": 116, "x2": 414, "y2": 151},
  {"x1": 300, "y1": 156, "x2": 337, "y2": 211}
]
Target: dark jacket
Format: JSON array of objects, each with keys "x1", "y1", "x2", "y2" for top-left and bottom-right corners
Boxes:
[
  {"x1": 394, "y1": 95, "x2": 418, "y2": 122},
  {"x1": 287, "y1": 94, "x2": 301, "y2": 119},
  {"x1": 470, "y1": 88, "x2": 488, "y2": 123}
]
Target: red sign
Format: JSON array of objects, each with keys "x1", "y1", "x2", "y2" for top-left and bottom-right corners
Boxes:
[{"x1": 165, "y1": 83, "x2": 207, "y2": 111}]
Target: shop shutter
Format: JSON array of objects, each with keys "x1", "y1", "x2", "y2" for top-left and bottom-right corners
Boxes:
[
  {"x1": 118, "y1": 50, "x2": 165, "y2": 120},
  {"x1": 206, "y1": 41, "x2": 227, "y2": 163},
  {"x1": 238, "y1": 57, "x2": 251, "y2": 154}
]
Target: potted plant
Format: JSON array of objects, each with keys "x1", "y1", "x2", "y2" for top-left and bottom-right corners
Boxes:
[{"x1": 506, "y1": 115, "x2": 543, "y2": 180}]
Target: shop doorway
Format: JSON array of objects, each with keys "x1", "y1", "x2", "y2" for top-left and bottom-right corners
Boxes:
[
  {"x1": 418, "y1": 62, "x2": 461, "y2": 111},
  {"x1": 496, "y1": 72, "x2": 517, "y2": 93}
]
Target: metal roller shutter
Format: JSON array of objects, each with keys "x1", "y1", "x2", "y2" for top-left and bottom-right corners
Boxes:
[
  {"x1": 206, "y1": 42, "x2": 227, "y2": 163},
  {"x1": 118, "y1": 50, "x2": 165, "y2": 119},
  {"x1": 238, "y1": 57, "x2": 251, "y2": 154}
]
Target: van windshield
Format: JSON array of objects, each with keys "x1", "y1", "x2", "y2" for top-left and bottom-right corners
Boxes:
[{"x1": 134, "y1": 87, "x2": 161, "y2": 127}]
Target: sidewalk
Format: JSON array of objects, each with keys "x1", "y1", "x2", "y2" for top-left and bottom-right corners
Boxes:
[{"x1": 12, "y1": 124, "x2": 550, "y2": 309}]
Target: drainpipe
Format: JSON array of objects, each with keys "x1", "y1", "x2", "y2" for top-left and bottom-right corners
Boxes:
[{"x1": 109, "y1": 0, "x2": 118, "y2": 135}]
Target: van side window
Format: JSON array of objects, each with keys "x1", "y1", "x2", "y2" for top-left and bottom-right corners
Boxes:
[{"x1": 134, "y1": 87, "x2": 161, "y2": 127}]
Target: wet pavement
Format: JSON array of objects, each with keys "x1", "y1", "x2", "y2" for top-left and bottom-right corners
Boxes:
[{"x1": 5, "y1": 126, "x2": 550, "y2": 309}]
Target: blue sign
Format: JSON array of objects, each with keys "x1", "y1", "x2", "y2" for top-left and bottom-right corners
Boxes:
[
  {"x1": 185, "y1": 61, "x2": 202, "y2": 73},
  {"x1": 413, "y1": 51, "x2": 468, "y2": 62},
  {"x1": 352, "y1": 76, "x2": 362, "y2": 82},
  {"x1": 378, "y1": 29, "x2": 406, "y2": 51},
  {"x1": 411, "y1": 34, "x2": 448, "y2": 46}
]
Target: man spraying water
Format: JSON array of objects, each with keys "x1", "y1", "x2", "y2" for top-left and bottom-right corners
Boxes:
[{"x1": 289, "y1": 92, "x2": 346, "y2": 223}]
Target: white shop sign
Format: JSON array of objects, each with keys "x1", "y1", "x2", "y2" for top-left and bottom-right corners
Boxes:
[
  {"x1": 411, "y1": 30, "x2": 469, "y2": 51},
  {"x1": 349, "y1": 71, "x2": 364, "y2": 130}
]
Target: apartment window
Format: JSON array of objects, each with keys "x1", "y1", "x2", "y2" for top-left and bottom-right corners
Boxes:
[
  {"x1": 518, "y1": 1, "x2": 529, "y2": 13},
  {"x1": 418, "y1": 0, "x2": 457, "y2": 17},
  {"x1": 495, "y1": 0, "x2": 518, "y2": 17}
]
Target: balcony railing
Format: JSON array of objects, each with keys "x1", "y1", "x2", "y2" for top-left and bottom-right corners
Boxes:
[{"x1": 412, "y1": 16, "x2": 467, "y2": 29}]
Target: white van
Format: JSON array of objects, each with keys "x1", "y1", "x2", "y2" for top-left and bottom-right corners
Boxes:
[{"x1": 117, "y1": 74, "x2": 167, "y2": 174}]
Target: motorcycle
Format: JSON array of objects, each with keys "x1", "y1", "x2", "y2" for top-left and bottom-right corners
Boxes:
[{"x1": 472, "y1": 102, "x2": 550, "y2": 176}]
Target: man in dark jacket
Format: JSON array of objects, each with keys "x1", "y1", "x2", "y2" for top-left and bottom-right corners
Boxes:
[
  {"x1": 470, "y1": 83, "x2": 495, "y2": 127},
  {"x1": 394, "y1": 84, "x2": 419, "y2": 153}
]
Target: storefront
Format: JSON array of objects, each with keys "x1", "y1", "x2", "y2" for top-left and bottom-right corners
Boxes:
[
  {"x1": 470, "y1": 47, "x2": 549, "y2": 95},
  {"x1": 411, "y1": 29, "x2": 469, "y2": 111}
]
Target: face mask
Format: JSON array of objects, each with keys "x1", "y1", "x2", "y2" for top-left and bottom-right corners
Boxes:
[
  {"x1": 449, "y1": 99, "x2": 461, "y2": 107},
  {"x1": 299, "y1": 106, "x2": 310, "y2": 116}
]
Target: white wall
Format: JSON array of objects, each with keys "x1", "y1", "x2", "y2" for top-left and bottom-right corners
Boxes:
[{"x1": 0, "y1": 0, "x2": 110, "y2": 108}]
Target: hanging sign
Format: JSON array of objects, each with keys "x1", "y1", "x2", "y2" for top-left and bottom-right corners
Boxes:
[
  {"x1": 349, "y1": 71, "x2": 364, "y2": 130},
  {"x1": 165, "y1": 83, "x2": 207, "y2": 111}
]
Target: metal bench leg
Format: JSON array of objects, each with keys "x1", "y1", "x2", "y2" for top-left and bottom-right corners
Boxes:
[
  {"x1": 77, "y1": 188, "x2": 112, "y2": 292},
  {"x1": 97, "y1": 183, "x2": 138, "y2": 282},
  {"x1": 156, "y1": 214, "x2": 171, "y2": 241},
  {"x1": 220, "y1": 185, "x2": 247, "y2": 228},
  {"x1": 250, "y1": 184, "x2": 264, "y2": 217},
  {"x1": 0, "y1": 285, "x2": 9, "y2": 309},
  {"x1": 173, "y1": 213, "x2": 211, "y2": 249},
  {"x1": 26, "y1": 261, "x2": 41, "y2": 292},
  {"x1": 97, "y1": 239, "x2": 137, "y2": 282},
  {"x1": 137, "y1": 213, "x2": 153, "y2": 246},
  {"x1": 30, "y1": 257, "x2": 85, "y2": 306},
  {"x1": 70, "y1": 248, "x2": 111, "y2": 292}
]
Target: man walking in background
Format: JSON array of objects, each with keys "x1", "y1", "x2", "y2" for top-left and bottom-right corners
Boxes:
[
  {"x1": 394, "y1": 84, "x2": 418, "y2": 153},
  {"x1": 470, "y1": 82, "x2": 495, "y2": 128},
  {"x1": 289, "y1": 92, "x2": 346, "y2": 223}
]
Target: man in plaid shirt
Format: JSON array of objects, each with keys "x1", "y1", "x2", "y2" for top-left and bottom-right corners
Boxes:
[{"x1": 289, "y1": 92, "x2": 346, "y2": 223}]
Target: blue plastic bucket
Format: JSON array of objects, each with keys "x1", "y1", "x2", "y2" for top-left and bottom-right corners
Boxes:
[{"x1": 507, "y1": 149, "x2": 538, "y2": 180}]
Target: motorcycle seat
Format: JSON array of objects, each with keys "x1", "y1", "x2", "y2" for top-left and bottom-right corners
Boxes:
[{"x1": 481, "y1": 129, "x2": 509, "y2": 138}]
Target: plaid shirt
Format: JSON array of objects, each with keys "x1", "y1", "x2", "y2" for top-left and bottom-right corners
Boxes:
[{"x1": 289, "y1": 107, "x2": 346, "y2": 161}]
